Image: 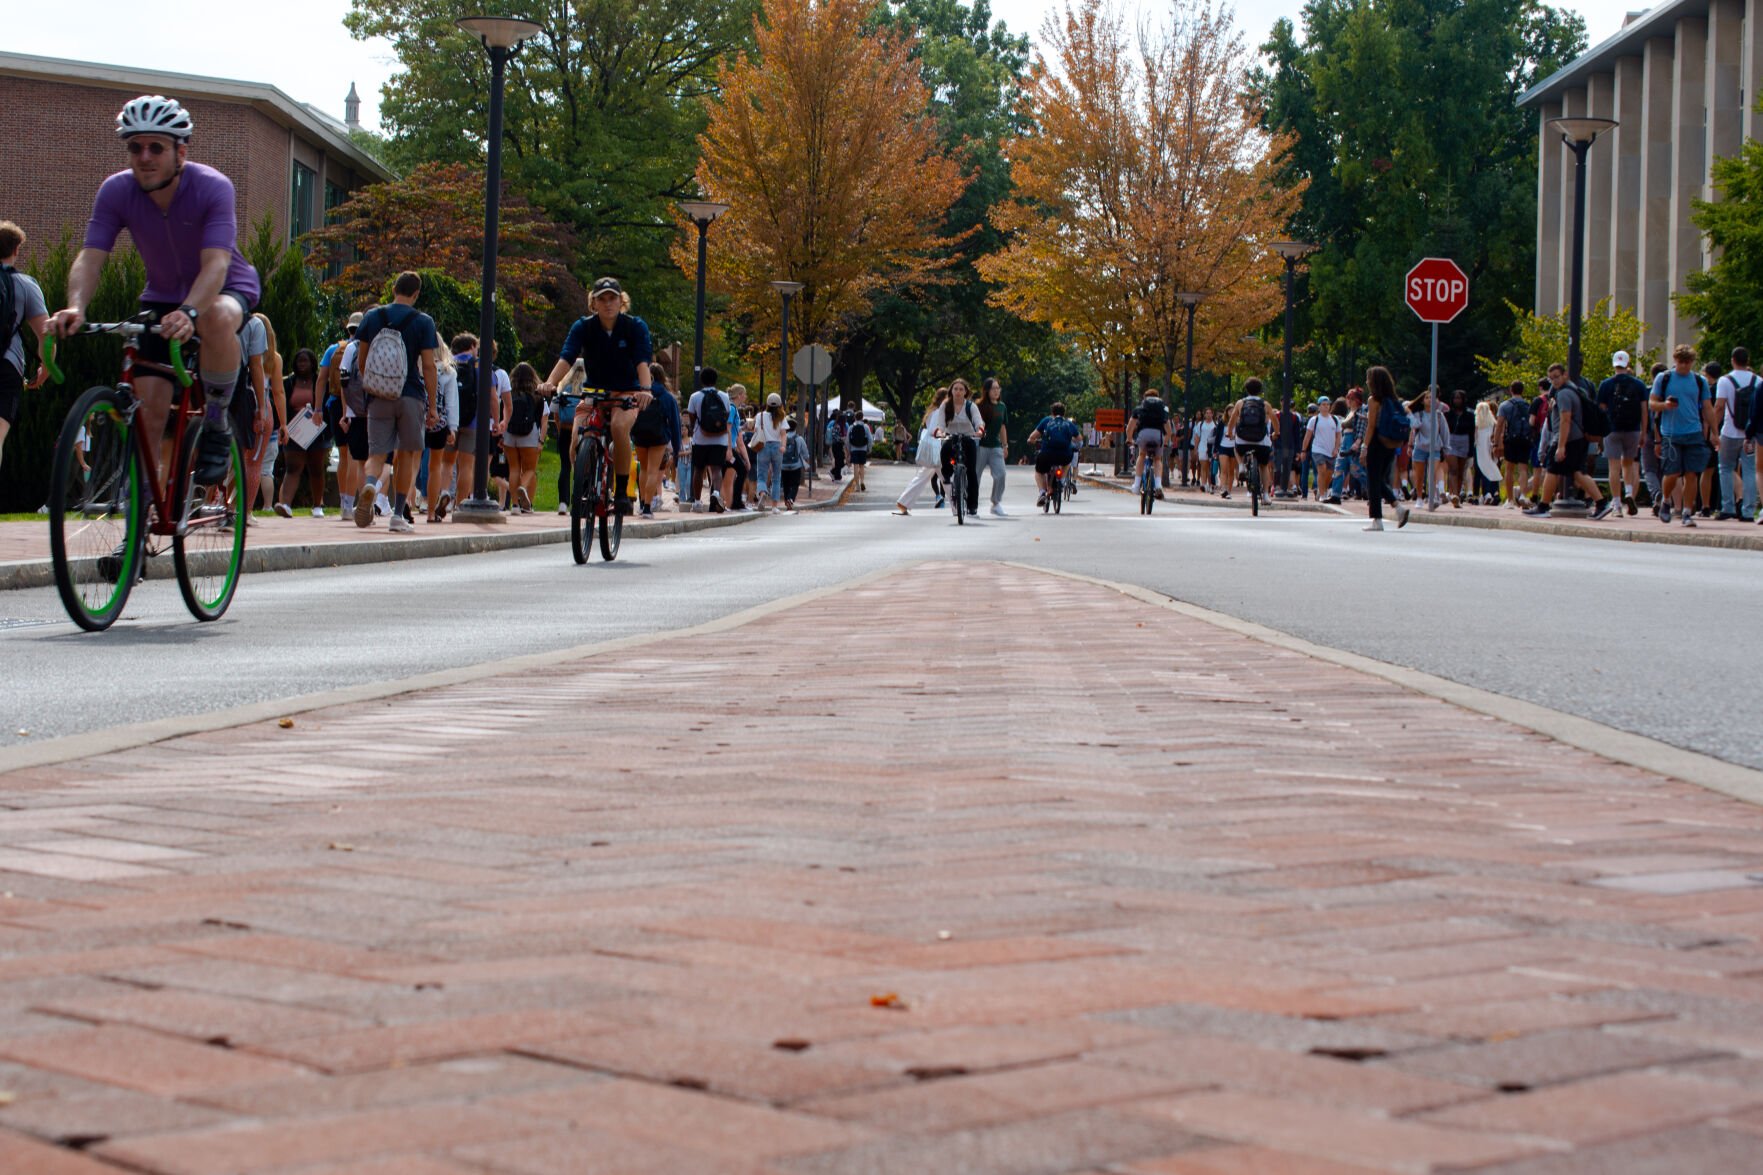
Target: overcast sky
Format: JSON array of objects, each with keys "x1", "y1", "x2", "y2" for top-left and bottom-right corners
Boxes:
[{"x1": 14, "y1": 0, "x2": 1646, "y2": 135}]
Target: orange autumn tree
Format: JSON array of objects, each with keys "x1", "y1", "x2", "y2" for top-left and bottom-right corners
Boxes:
[
  {"x1": 688, "y1": 0, "x2": 970, "y2": 353},
  {"x1": 979, "y1": 0, "x2": 1304, "y2": 401}
]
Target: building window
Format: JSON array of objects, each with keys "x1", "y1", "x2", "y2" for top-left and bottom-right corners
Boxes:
[
  {"x1": 323, "y1": 181, "x2": 347, "y2": 278},
  {"x1": 290, "y1": 162, "x2": 317, "y2": 245}
]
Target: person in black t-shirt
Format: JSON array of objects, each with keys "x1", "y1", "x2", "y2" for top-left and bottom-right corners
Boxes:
[{"x1": 542, "y1": 276, "x2": 653, "y2": 512}]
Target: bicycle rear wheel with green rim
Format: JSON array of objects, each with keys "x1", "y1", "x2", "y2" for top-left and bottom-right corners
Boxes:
[
  {"x1": 570, "y1": 439, "x2": 597, "y2": 564},
  {"x1": 50, "y1": 386, "x2": 143, "y2": 632},
  {"x1": 172, "y1": 423, "x2": 247, "y2": 621}
]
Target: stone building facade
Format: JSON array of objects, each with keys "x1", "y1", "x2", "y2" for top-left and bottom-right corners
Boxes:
[
  {"x1": 0, "y1": 52, "x2": 390, "y2": 270},
  {"x1": 1522, "y1": 0, "x2": 1763, "y2": 351}
]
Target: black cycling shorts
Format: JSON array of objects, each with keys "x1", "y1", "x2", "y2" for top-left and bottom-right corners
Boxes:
[
  {"x1": 1035, "y1": 451, "x2": 1073, "y2": 475},
  {"x1": 136, "y1": 292, "x2": 256, "y2": 371}
]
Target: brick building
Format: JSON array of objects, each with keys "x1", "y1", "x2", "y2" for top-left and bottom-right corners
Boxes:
[{"x1": 0, "y1": 51, "x2": 392, "y2": 270}]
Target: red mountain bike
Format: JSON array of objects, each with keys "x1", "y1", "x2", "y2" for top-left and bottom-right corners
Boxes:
[
  {"x1": 42, "y1": 314, "x2": 247, "y2": 631},
  {"x1": 569, "y1": 389, "x2": 633, "y2": 563}
]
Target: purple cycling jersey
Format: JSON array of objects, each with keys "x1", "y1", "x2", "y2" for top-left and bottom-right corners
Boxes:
[{"x1": 83, "y1": 161, "x2": 260, "y2": 306}]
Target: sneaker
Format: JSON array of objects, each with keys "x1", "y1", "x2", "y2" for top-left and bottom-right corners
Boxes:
[
  {"x1": 651, "y1": 496, "x2": 665, "y2": 514},
  {"x1": 1324, "y1": 495, "x2": 1342, "y2": 505},
  {"x1": 1450, "y1": 494, "x2": 1461, "y2": 508},
  {"x1": 1624, "y1": 494, "x2": 1637, "y2": 516},
  {"x1": 691, "y1": 502, "x2": 706, "y2": 513},
  {"x1": 1220, "y1": 491, "x2": 1230, "y2": 499},
  {"x1": 340, "y1": 494, "x2": 355, "y2": 518},
  {"x1": 388, "y1": 514, "x2": 413, "y2": 533},
  {"x1": 1716, "y1": 511, "x2": 1737, "y2": 521},
  {"x1": 639, "y1": 504, "x2": 654, "y2": 519},
  {"x1": 194, "y1": 426, "x2": 232, "y2": 484},
  {"x1": 709, "y1": 494, "x2": 725, "y2": 514},
  {"x1": 1523, "y1": 504, "x2": 1550, "y2": 517},
  {"x1": 354, "y1": 484, "x2": 377, "y2": 528},
  {"x1": 273, "y1": 502, "x2": 293, "y2": 519},
  {"x1": 1154, "y1": 488, "x2": 1165, "y2": 500},
  {"x1": 934, "y1": 495, "x2": 945, "y2": 510},
  {"x1": 311, "y1": 507, "x2": 325, "y2": 519},
  {"x1": 1363, "y1": 519, "x2": 1384, "y2": 531},
  {"x1": 1701, "y1": 507, "x2": 1715, "y2": 518},
  {"x1": 1036, "y1": 492, "x2": 1048, "y2": 508},
  {"x1": 436, "y1": 491, "x2": 452, "y2": 521},
  {"x1": 1682, "y1": 513, "x2": 1697, "y2": 528},
  {"x1": 516, "y1": 487, "x2": 532, "y2": 513},
  {"x1": 991, "y1": 504, "x2": 1007, "y2": 517},
  {"x1": 1591, "y1": 498, "x2": 1615, "y2": 521},
  {"x1": 1396, "y1": 505, "x2": 1411, "y2": 529},
  {"x1": 1659, "y1": 502, "x2": 1672, "y2": 523}
]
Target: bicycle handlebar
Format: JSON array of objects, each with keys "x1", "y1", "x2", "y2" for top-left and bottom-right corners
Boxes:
[{"x1": 41, "y1": 321, "x2": 194, "y2": 388}]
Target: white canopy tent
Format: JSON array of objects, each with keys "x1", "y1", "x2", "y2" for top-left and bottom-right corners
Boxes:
[{"x1": 829, "y1": 397, "x2": 886, "y2": 423}]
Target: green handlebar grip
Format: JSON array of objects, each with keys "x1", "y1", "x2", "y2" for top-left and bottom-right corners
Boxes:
[
  {"x1": 41, "y1": 334, "x2": 64, "y2": 385},
  {"x1": 168, "y1": 339, "x2": 193, "y2": 388}
]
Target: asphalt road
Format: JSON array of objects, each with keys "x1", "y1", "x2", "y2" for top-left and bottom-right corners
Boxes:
[{"x1": 3, "y1": 462, "x2": 1757, "y2": 770}]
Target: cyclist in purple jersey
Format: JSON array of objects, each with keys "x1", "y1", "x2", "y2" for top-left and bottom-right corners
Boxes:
[{"x1": 46, "y1": 95, "x2": 259, "y2": 482}]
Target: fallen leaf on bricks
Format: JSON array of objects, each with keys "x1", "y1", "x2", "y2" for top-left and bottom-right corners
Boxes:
[
  {"x1": 278, "y1": 717, "x2": 295, "y2": 729},
  {"x1": 773, "y1": 1038, "x2": 812, "y2": 1052},
  {"x1": 870, "y1": 993, "x2": 908, "y2": 1010},
  {"x1": 328, "y1": 842, "x2": 356, "y2": 852}
]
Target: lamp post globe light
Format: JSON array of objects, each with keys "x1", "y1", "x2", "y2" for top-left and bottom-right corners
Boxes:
[
  {"x1": 1547, "y1": 117, "x2": 1618, "y2": 386},
  {"x1": 1175, "y1": 291, "x2": 1204, "y2": 488},
  {"x1": 680, "y1": 200, "x2": 730, "y2": 389},
  {"x1": 454, "y1": 15, "x2": 543, "y2": 521},
  {"x1": 769, "y1": 280, "x2": 805, "y2": 442},
  {"x1": 1270, "y1": 241, "x2": 1314, "y2": 413}
]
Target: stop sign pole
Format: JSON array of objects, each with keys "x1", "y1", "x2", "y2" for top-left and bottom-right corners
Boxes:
[{"x1": 1405, "y1": 258, "x2": 1469, "y2": 510}]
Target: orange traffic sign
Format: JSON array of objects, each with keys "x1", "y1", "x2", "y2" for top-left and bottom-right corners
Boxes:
[{"x1": 1094, "y1": 409, "x2": 1126, "y2": 430}]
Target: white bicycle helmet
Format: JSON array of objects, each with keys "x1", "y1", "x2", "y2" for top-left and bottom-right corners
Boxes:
[{"x1": 115, "y1": 95, "x2": 194, "y2": 141}]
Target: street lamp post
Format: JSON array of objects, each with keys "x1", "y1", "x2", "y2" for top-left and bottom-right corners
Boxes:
[
  {"x1": 455, "y1": 14, "x2": 542, "y2": 522},
  {"x1": 1176, "y1": 291, "x2": 1204, "y2": 487},
  {"x1": 679, "y1": 200, "x2": 730, "y2": 390},
  {"x1": 769, "y1": 280, "x2": 804, "y2": 441},
  {"x1": 1270, "y1": 241, "x2": 1314, "y2": 414},
  {"x1": 1547, "y1": 117, "x2": 1618, "y2": 386}
]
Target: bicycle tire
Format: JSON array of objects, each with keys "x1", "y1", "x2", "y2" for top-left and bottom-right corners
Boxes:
[
  {"x1": 953, "y1": 463, "x2": 967, "y2": 525},
  {"x1": 570, "y1": 440, "x2": 596, "y2": 564},
  {"x1": 1248, "y1": 454, "x2": 1261, "y2": 517},
  {"x1": 1141, "y1": 471, "x2": 1154, "y2": 514},
  {"x1": 1052, "y1": 478, "x2": 1063, "y2": 514},
  {"x1": 172, "y1": 423, "x2": 246, "y2": 622},
  {"x1": 49, "y1": 386, "x2": 142, "y2": 632}
]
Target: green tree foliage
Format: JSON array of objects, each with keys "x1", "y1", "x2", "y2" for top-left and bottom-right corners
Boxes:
[
  {"x1": 383, "y1": 268, "x2": 522, "y2": 366},
  {"x1": 0, "y1": 235, "x2": 145, "y2": 511},
  {"x1": 1681, "y1": 136, "x2": 1763, "y2": 361},
  {"x1": 1252, "y1": 0, "x2": 1586, "y2": 394},
  {"x1": 1476, "y1": 297, "x2": 1656, "y2": 390},
  {"x1": 345, "y1": 0, "x2": 760, "y2": 353},
  {"x1": 242, "y1": 214, "x2": 328, "y2": 361},
  {"x1": 851, "y1": 0, "x2": 1068, "y2": 427}
]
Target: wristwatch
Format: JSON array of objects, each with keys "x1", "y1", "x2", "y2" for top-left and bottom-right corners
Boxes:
[{"x1": 179, "y1": 304, "x2": 199, "y2": 322}]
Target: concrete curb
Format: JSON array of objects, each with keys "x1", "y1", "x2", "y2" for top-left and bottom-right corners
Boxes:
[
  {"x1": 1402, "y1": 507, "x2": 1763, "y2": 551},
  {"x1": 1020, "y1": 562, "x2": 1763, "y2": 809},
  {"x1": 0, "y1": 476, "x2": 855, "y2": 593},
  {"x1": 1076, "y1": 472, "x2": 1344, "y2": 515}
]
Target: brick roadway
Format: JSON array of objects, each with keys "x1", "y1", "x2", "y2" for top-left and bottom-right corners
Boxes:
[{"x1": 2, "y1": 564, "x2": 1763, "y2": 1174}]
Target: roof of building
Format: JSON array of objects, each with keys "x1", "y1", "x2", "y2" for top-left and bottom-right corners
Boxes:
[
  {"x1": 1519, "y1": 0, "x2": 1706, "y2": 108},
  {"x1": 0, "y1": 50, "x2": 393, "y2": 181}
]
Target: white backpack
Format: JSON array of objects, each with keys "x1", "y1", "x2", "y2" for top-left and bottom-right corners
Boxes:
[{"x1": 360, "y1": 308, "x2": 411, "y2": 400}]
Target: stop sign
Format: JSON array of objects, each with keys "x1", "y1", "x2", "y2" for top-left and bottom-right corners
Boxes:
[{"x1": 1405, "y1": 257, "x2": 1469, "y2": 324}]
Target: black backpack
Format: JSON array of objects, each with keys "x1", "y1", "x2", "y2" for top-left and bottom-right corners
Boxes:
[
  {"x1": 456, "y1": 360, "x2": 478, "y2": 427},
  {"x1": 1731, "y1": 372, "x2": 1758, "y2": 431},
  {"x1": 1573, "y1": 387, "x2": 1609, "y2": 439},
  {"x1": 848, "y1": 420, "x2": 871, "y2": 450},
  {"x1": 1236, "y1": 395, "x2": 1268, "y2": 442},
  {"x1": 1608, "y1": 378, "x2": 1645, "y2": 431},
  {"x1": 508, "y1": 388, "x2": 536, "y2": 435},
  {"x1": 1137, "y1": 399, "x2": 1168, "y2": 431},
  {"x1": 696, "y1": 388, "x2": 730, "y2": 434},
  {"x1": 0, "y1": 266, "x2": 17, "y2": 359},
  {"x1": 1501, "y1": 398, "x2": 1533, "y2": 445}
]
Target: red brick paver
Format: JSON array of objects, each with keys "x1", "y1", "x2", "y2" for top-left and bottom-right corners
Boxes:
[{"x1": 1, "y1": 562, "x2": 1762, "y2": 1173}]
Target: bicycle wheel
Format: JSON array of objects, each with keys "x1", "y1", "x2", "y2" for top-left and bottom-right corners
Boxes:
[
  {"x1": 1052, "y1": 477, "x2": 1063, "y2": 514},
  {"x1": 570, "y1": 439, "x2": 596, "y2": 564},
  {"x1": 172, "y1": 422, "x2": 247, "y2": 621},
  {"x1": 598, "y1": 466, "x2": 623, "y2": 562},
  {"x1": 1141, "y1": 468, "x2": 1154, "y2": 514},
  {"x1": 1248, "y1": 454, "x2": 1261, "y2": 517},
  {"x1": 49, "y1": 386, "x2": 143, "y2": 632},
  {"x1": 952, "y1": 463, "x2": 967, "y2": 525}
]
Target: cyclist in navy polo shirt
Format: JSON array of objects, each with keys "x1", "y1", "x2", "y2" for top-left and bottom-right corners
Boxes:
[{"x1": 542, "y1": 276, "x2": 653, "y2": 513}]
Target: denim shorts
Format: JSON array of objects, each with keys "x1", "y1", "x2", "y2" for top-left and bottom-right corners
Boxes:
[{"x1": 1662, "y1": 436, "x2": 1709, "y2": 476}]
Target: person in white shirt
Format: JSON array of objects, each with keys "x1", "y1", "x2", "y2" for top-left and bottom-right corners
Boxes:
[
  {"x1": 1715, "y1": 346, "x2": 1759, "y2": 521},
  {"x1": 1304, "y1": 396, "x2": 1342, "y2": 503},
  {"x1": 895, "y1": 379, "x2": 984, "y2": 515},
  {"x1": 749, "y1": 392, "x2": 788, "y2": 511}
]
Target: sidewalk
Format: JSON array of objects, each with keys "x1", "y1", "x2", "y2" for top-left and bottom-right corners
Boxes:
[
  {"x1": 0, "y1": 476, "x2": 852, "y2": 591},
  {"x1": 2, "y1": 562, "x2": 1761, "y2": 1173},
  {"x1": 1082, "y1": 471, "x2": 1763, "y2": 551}
]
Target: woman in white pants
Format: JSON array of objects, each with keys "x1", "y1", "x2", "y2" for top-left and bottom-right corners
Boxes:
[
  {"x1": 895, "y1": 382, "x2": 984, "y2": 514},
  {"x1": 975, "y1": 377, "x2": 1009, "y2": 516}
]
